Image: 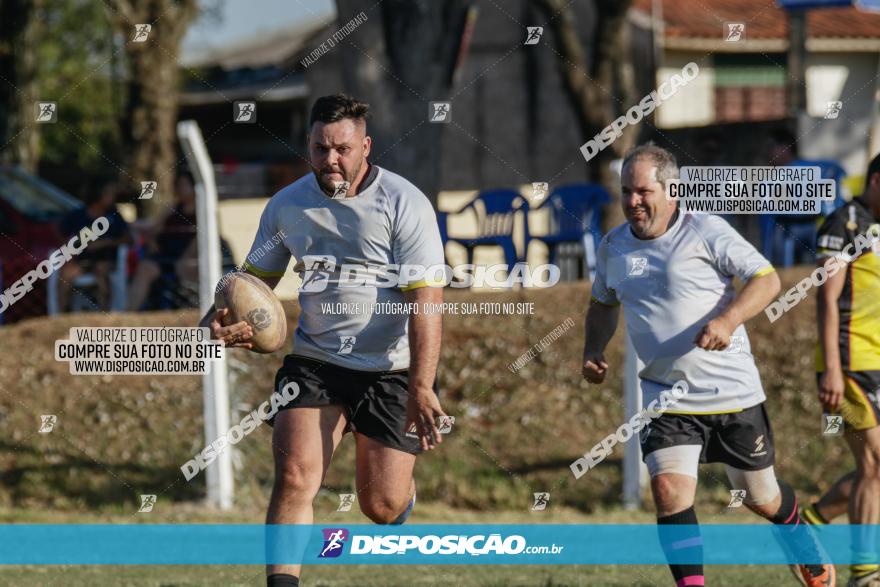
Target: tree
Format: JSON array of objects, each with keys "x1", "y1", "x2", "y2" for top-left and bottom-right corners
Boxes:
[
  {"x1": 37, "y1": 1, "x2": 119, "y2": 177},
  {"x1": 335, "y1": 0, "x2": 473, "y2": 208},
  {"x1": 532, "y1": 0, "x2": 637, "y2": 230},
  {"x1": 107, "y1": 0, "x2": 198, "y2": 217},
  {"x1": 0, "y1": 0, "x2": 44, "y2": 171}
]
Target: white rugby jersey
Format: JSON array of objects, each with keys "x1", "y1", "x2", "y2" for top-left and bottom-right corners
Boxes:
[
  {"x1": 591, "y1": 212, "x2": 775, "y2": 414},
  {"x1": 243, "y1": 165, "x2": 444, "y2": 371}
]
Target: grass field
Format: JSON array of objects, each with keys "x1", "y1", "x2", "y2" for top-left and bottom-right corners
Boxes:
[
  {"x1": 0, "y1": 504, "x2": 829, "y2": 586},
  {"x1": 0, "y1": 268, "x2": 860, "y2": 585},
  {"x1": 0, "y1": 563, "x2": 802, "y2": 587}
]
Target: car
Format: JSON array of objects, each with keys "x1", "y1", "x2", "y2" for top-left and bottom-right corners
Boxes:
[{"x1": 0, "y1": 166, "x2": 82, "y2": 323}]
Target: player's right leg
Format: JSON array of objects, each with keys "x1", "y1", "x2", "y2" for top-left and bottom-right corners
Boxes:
[
  {"x1": 844, "y1": 425, "x2": 880, "y2": 586},
  {"x1": 265, "y1": 405, "x2": 347, "y2": 584},
  {"x1": 642, "y1": 414, "x2": 705, "y2": 587},
  {"x1": 828, "y1": 370, "x2": 880, "y2": 586}
]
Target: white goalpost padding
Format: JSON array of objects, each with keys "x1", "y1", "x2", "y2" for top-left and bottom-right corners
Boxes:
[{"x1": 177, "y1": 120, "x2": 234, "y2": 510}]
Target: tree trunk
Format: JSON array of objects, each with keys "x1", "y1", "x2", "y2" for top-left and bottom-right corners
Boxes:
[
  {"x1": 109, "y1": 0, "x2": 197, "y2": 218},
  {"x1": 335, "y1": 0, "x2": 472, "y2": 209},
  {"x1": 0, "y1": 0, "x2": 43, "y2": 171},
  {"x1": 532, "y1": 0, "x2": 635, "y2": 231}
]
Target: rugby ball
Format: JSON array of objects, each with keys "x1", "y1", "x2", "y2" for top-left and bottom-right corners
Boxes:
[{"x1": 215, "y1": 272, "x2": 287, "y2": 353}]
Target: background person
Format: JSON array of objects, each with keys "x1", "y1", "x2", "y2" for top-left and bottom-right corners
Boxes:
[
  {"x1": 803, "y1": 152, "x2": 880, "y2": 587},
  {"x1": 127, "y1": 172, "x2": 199, "y2": 311},
  {"x1": 57, "y1": 177, "x2": 131, "y2": 312}
]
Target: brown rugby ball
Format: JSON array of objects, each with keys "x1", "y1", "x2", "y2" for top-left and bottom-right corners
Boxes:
[{"x1": 215, "y1": 272, "x2": 287, "y2": 354}]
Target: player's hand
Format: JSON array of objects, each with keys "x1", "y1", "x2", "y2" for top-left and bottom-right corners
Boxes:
[
  {"x1": 582, "y1": 352, "x2": 609, "y2": 384},
  {"x1": 818, "y1": 368, "x2": 845, "y2": 412},
  {"x1": 405, "y1": 387, "x2": 446, "y2": 451},
  {"x1": 204, "y1": 308, "x2": 254, "y2": 349},
  {"x1": 694, "y1": 318, "x2": 733, "y2": 351}
]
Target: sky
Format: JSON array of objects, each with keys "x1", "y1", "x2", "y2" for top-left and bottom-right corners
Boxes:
[{"x1": 181, "y1": 0, "x2": 337, "y2": 65}]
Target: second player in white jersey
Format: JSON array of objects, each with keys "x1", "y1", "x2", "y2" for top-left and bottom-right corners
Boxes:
[{"x1": 592, "y1": 211, "x2": 775, "y2": 413}]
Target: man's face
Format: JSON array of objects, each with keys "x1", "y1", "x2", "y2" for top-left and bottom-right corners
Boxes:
[
  {"x1": 621, "y1": 158, "x2": 677, "y2": 239},
  {"x1": 309, "y1": 119, "x2": 371, "y2": 195}
]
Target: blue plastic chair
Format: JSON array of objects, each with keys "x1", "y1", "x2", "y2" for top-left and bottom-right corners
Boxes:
[
  {"x1": 760, "y1": 159, "x2": 847, "y2": 267},
  {"x1": 435, "y1": 210, "x2": 450, "y2": 265},
  {"x1": 530, "y1": 184, "x2": 610, "y2": 281},
  {"x1": 444, "y1": 189, "x2": 529, "y2": 272}
]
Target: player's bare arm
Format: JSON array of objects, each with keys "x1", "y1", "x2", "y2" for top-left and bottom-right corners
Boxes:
[
  {"x1": 694, "y1": 270, "x2": 781, "y2": 351},
  {"x1": 404, "y1": 285, "x2": 446, "y2": 451},
  {"x1": 582, "y1": 299, "x2": 620, "y2": 383},
  {"x1": 197, "y1": 271, "x2": 282, "y2": 349},
  {"x1": 816, "y1": 261, "x2": 847, "y2": 411}
]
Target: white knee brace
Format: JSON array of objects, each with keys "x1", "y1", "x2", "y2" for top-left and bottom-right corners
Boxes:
[
  {"x1": 724, "y1": 464, "x2": 780, "y2": 506},
  {"x1": 645, "y1": 445, "x2": 702, "y2": 479}
]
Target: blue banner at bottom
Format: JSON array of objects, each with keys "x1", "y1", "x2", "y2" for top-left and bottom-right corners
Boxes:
[{"x1": 1, "y1": 524, "x2": 878, "y2": 565}]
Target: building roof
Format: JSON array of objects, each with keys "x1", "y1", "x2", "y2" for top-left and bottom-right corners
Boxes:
[
  {"x1": 632, "y1": 0, "x2": 880, "y2": 51},
  {"x1": 181, "y1": 12, "x2": 333, "y2": 69}
]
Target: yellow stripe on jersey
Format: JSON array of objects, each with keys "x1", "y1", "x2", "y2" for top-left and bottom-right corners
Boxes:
[
  {"x1": 752, "y1": 266, "x2": 776, "y2": 278},
  {"x1": 400, "y1": 279, "x2": 446, "y2": 292},
  {"x1": 242, "y1": 262, "x2": 286, "y2": 278}
]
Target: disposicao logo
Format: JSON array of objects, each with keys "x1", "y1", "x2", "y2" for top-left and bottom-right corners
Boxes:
[{"x1": 319, "y1": 528, "x2": 349, "y2": 558}]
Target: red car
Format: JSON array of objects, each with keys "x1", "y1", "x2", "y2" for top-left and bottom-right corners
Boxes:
[{"x1": 0, "y1": 167, "x2": 81, "y2": 324}]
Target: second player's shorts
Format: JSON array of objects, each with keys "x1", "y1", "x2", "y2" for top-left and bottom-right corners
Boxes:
[
  {"x1": 269, "y1": 354, "x2": 437, "y2": 454},
  {"x1": 818, "y1": 370, "x2": 880, "y2": 431},
  {"x1": 640, "y1": 403, "x2": 776, "y2": 472}
]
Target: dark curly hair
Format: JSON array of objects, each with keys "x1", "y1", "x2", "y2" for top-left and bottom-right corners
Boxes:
[{"x1": 309, "y1": 94, "x2": 369, "y2": 127}]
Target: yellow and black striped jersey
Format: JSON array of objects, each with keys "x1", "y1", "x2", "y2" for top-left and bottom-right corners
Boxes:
[{"x1": 815, "y1": 197, "x2": 880, "y2": 372}]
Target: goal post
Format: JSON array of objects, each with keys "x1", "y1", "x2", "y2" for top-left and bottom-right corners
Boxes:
[
  {"x1": 622, "y1": 333, "x2": 647, "y2": 510},
  {"x1": 177, "y1": 120, "x2": 234, "y2": 510}
]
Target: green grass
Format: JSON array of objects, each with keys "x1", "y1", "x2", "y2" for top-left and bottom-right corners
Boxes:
[
  {"x1": 0, "y1": 269, "x2": 861, "y2": 585},
  {"x1": 0, "y1": 273, "x2": 851, "y2": 515},
  {"x1": 0, "y1": 564, "x2": 803, "y2": 587}
]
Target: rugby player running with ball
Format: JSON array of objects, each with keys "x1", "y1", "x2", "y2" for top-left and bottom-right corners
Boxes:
[{"x1": 200, "y1": 94, "x2": 447, "y2": 587}]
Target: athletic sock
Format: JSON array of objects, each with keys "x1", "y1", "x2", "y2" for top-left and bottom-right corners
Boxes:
[
  {"x1": 391, "y1": 490, "x2": 416, "y2": 525},
  {"x1": 267, "y1": 573, "x2": 299, "y2": 587},
  {"x1": 802, "y1": 503, "x2": 829, "y2": 525},
  {"x1": 851, "y1": 563, "x2": 880, "y2": 578},
  {"x1": 851, "y1": 521, "x2": 880, "y2": 577},
  {"x1": 769, "y1": 481, "x2": 825, "y2": 577},
  {"x1": 657, "y1": 506, "x2": 704, "y2": 586}
]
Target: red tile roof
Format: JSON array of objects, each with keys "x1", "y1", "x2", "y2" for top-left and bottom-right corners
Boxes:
[{"x1": 632, "y1": 0, "x2": 880, "y2": 39}]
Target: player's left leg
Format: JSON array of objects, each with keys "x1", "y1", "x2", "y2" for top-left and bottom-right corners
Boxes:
[
  {"x1": 350, "y1": 370, "x2": 435, "y2": 524},
  {"x1": 717, "y1": 404, "x2": 834, "y2": 586},
  {"x1": 843, "y1": 425, "x2": 880, "y2": 586},
  {"x1": 354, "y1": 433, "x2": 417, "y2": 524},
  {"x1": 725, "y1": 465, "x2": 833, "y2": 586}
]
